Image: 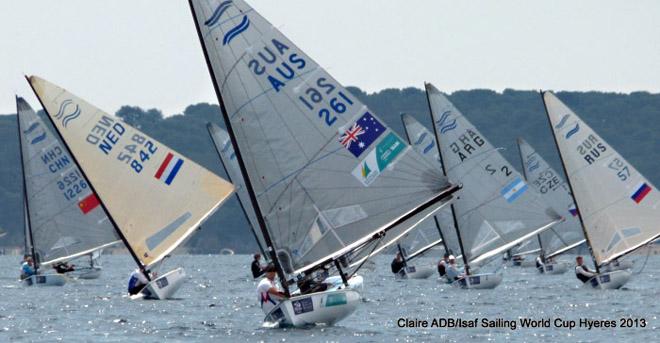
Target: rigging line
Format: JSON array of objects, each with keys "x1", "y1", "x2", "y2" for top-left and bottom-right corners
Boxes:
[
  {"x1": 349, "y1": 233, "x2": 385, "y2": 279},
  {"x1": 633, "y1": 242, "x2": 652, "y2": 275}
]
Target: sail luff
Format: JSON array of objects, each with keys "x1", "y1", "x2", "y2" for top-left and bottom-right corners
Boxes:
[
  {"x1": 206, "y1": 123, "x2": 267, "y2": 258},
  {"x1": 516, "y1": 137, "x2": 543, "y2": 256},
  {"x1": 24, "y1": 79, "x2": 148, "y2": 276},
  {"x1": 188, "y1": 1, "x2": 291, "y2": 294},
  {"x1": 16, "y1": 96, "x2": 39, "y2": 272},
  {"x1": 540, "y1": 91, "x2": 599, "y2": 272}
]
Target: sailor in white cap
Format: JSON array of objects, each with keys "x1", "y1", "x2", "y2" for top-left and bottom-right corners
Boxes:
[{"x1": 444, "y1": 255, "x2": 461, "y2": 283}]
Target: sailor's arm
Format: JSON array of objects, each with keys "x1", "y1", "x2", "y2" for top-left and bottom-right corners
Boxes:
[{"x1": 576, "y1": 266, "x2": 595, "y2": 277}]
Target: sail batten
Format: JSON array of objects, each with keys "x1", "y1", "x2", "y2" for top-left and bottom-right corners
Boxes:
[
  {"x1": 542, "y1": 91, "x2": 660, "y2": 266},
  {"x1": 190, "y1": 0, "x2": 457, "y2": 276},
  {"x1": 27, "y1": 76, "x2": 235, "y2": 269},
  {"x1": 424, "y1": 84, "x2": 561, "y2": 265},
  {"x1": 16, "y1": 96, "x2": 121, "y2": 266}
]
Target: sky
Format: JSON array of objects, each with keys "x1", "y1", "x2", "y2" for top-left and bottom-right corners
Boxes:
[{"x1": 1, "y1": 0, "x2": 659, "y2": 116}]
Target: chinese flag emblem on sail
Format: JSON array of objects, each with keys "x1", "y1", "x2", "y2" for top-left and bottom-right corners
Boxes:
[{"x1": 78, "y1": 194, "x2": 100, "y2": 214}]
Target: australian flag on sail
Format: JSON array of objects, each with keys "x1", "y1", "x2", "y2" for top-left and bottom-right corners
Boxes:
[
  {"x1": 630, "y1": 182, "x2": 652, "y2": 204},
  {"x1": 500, "y1": 177, "x2": 528, "y2": 203},
  {"x1": 339, "y1": 112, "x2": 385, "y2": 158},
  {"x1": 155, "y1": 152, "x2": 184, "y2": 186}
]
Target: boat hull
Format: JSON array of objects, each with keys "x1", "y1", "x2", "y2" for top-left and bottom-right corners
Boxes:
[
  {"x1": 395, "y1": 266, "x2": 434, "y2": 280},
  {"x1": 135, "y1": 268, "x2": 186, "y2": 300},
  {"x1": 603, "y1": 260, "x2": 634, "y2": 272},
  {"x1": 21, "y1": 274, "x2": 66, "y2": 287},
  {"x1": 584, "y1": 270, "x2": 631, "y2": 290},
  {"x1": 453, "y1": 273, "x2": 502, "y2": 289},
  {"x1": 539, "y1": 262, "x2": 568, "y2": 275},
  {"x1": 70, "y1": 267, "x2": 102, "y2": 280},
  {"x1": 264, "y1": 289, "x2": 360, "y2": 327}
]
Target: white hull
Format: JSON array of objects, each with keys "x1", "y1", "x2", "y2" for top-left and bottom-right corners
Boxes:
[
  {"x1": 584, "y1": 270, "x2": 631, "y2": 290},
  {"x1": 323, "y1": 274, "x2": 364, "y2": 291},
  {"x1": 264, "y1": 289, "x2": 360, "y2": 327},
  {"x1": 395, "y1": 265, "x2": 434, "y2": 280},
  {"x1": 603, "y1": 260, "x2": 634, "y2": 272},
  {"x1": 70, "y1": 267, "x2": 102, "y2": 280},
  {"x1": 133, "y1": 268, "x2": 186, "y2": 300},
  {"x1": 21, "y1": 274, "x2": 66, "y2": 287},
  {"x1": 453, "y1": 273, "x2": 502, "y2": 289},
  {"x1": 539, "y1": 262, "x2": 568, "y2": 275}
]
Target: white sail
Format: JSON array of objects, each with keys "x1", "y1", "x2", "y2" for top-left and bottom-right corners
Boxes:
[
  {"x1": 401, "y1": 113, "x2": 459, "y2": 256},
  {"x1": 426, "y1": 84, "x2": 563, "y2": 266},
  {"x1": 17, "y1": 97, "x2": 121, "y2": 266},
  {"x1": 190, "y1": 0, "x2": 458, "y2": 275},
  {"x1": 207, "y1": 123, "x2": 268, "y2": 255},
  {"x1": 517, "y1": 138, "x2": 586, "y2": 258},
  {"x1": 542, "y1": 91, "x2": 660, "y2": 266},
  {"x1": 27, "y1": 76, "x2": 235, "y2": 268}
]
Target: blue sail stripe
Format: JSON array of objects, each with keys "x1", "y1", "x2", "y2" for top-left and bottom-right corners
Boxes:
[
  {"x1": 413, "y1": 132, "x2": 427, "y2": 146},
  {"x1": 440, "y1": 120, "x2": 457, "y2": 133},
  {"x1": 565, "y1": 123, "x2": 580, "y2": 139},
  {"x1": 55, "y1": 99, "x2": 73, "y2": 119},
  {"x1": 204, "y1": 1, "x2": 233, "y2": 27},
  {"x1": 555, "y1": 114, "x2": 570, "y2": 129},
  {"x1": 436, "y1": 110, "x2": 451, "y2": 126},
  {"x1": 30, "y1": 132, "x2": 47, "y2": 145},
  {"x1": 223, "y1": 15, "x2": 250, "y2": 45},
  {"x1": 62, "y1": 106, "x2": 81, "y2": 128},
  {"x1": 423, "y1": 141, "x2": 434, "y2": 154},
  {"x1": 23, "y1": 122, "x2": 40, "y2": 134}
]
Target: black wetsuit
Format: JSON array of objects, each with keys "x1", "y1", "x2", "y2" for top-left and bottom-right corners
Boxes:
[
  {"x1": 391, "y1": 259, "x2": 405, "y2": 274},
  {"x1": 575, "y1": 265, "x2": 594, "y2": 283},
  {"x1": 251, "y1": 260, "x2": 264, "y2": 278},
  {"x1": 438, "y1": 261, "x2": 447, "y2": 277}
]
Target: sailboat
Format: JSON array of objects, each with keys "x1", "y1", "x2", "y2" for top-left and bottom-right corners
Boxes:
[
  {"x1": 423, "y1": 83, "x2": 564, "y2": 289},
  {"x1": 541, "y1": 91, "x2": 659, "y2": 289},
  {"x1": 189, "y1": 0, "x2": 459, "y2": 326},
  {"x1": 516, "y1": 138, "x2": 586, "y2": 274},
  {"x1": 26, "y1": 76, "x2": 235, "y2": 299},
  {"x1": 16, "y1": 97, "x2": 122, "y2": 286},
  {"x1": 208, "y1": 123, "x2": 367, "y2": 289},
  {"x1": 392, "y1": 227, "x2": 442, "y2": 280}
]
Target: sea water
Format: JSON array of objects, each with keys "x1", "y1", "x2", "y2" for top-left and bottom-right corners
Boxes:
[{"x1": 0, "y1": 254, "x2": 657, "y2": 342}]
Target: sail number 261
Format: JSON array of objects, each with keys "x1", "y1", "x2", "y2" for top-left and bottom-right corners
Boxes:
[
  {"x1": 297, "y1": 77, "x2": 354, "y2": 127},
  {"x1": 117, "y1": 134, "x2": 158, "y2": 174}
]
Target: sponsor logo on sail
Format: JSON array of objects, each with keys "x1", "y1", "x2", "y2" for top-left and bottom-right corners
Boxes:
[
  {"x1": 23, "y1": 122, "x2": 40, "y2": 134},
  {"x1": 555, "y1": 114, "x2": 570, "y2": 129},
  {"x1": 78, "y1": 193, "x2": 100, "y2": 214},
  {"x1": 351, "y1": 132, "x2": 406, "y2": 186},
  {"x1": 527, "y1": 156, "x2": 540, "y2": 173},
  {"x1": 423, "y1": 141, "x2": 435, "y2": 154},
  {"x1": 565, "y1": 123, "x2": 580, "y2": 140},
  {"x1": 23, "y1": 122, "x2": 47, "y2": 145},
  {"x1": 154, "y1": 152, "x2": 184, "y2": 186},
  {"x1": 630, "y1": 182, "x2": 652, "y2": 204},
  {"x1": 204, "y1": 0, "x2": 233, "y2": 27},
  {"x1": 413, "y1": 132, "x2": 427, "y2": 146},
  {"x1": 339, "y1": 112, "x2": 385, "y2": 158},
  {"x1": 436, "y1": 110, "x2": 457, "y2": 134},
  {"x1": 500, "y1": 177, "x2": 528, "y2": 203}
]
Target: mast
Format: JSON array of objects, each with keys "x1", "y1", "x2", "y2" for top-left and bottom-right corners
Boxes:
[
  {"x1": 206, "y1": 123, "x2": 267, "y2": 258},
  {"x1": 433, "y1": 216, "x2": 450, "y2": 255},
  {"x1": 16, "y1": 96, "x2": 39, "y2": 274},
  {"x1": 540, "y1": 91, "x2": 600, "y2": 273},
  {"x1": 424, "y1": 85, "x2": 470, "y2": 275},
  {"x1": 25, "y1": 79, "x2": 151, "y2": 281},
  {"x1": 188, "y1": 3, "x2": 290, "y2": 295}
]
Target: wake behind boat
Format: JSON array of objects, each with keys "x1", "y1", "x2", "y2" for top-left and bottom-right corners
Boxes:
[
  {"x1": 190, "y1": 0, "x2": 458, "y2": 326},
  {"x1": 542, "y1": 91, "x2": 660, "y2": 289},
  {"x1": 26, "y1": 76, "x2": 235, "y2": 299}
]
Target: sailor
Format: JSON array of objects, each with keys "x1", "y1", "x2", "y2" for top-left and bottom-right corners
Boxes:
[
  {"x1": 257, "y1": 264, "x2": 287, "y2": 314},
  {"x1": 53, "y1": 261, "x2": 75, "y2": 274},
  {"x1": 535, "y1": 253, "x2": 545, "y2": 273},
  {"x1": 251, "y1": 253, "x2": 265, "y2": 278},
  {"x1": 437, "y1": 253, "x2": 450, "y2": 277},
  {"x1": 20, "y1": 255, "x2": 35, "y2": 279},
  {"x1": 444, "y1": 255, "x2": 461, "y2": 282},
  {"x1": 390, "y1": 252, "x2": 406, "y2": 275},
  {"x1": 575, "y1": 256, "x2": 596, "y2": 283},
  {"x1": 127, "y1": 268, "x2": 151, "y2": 296}
]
